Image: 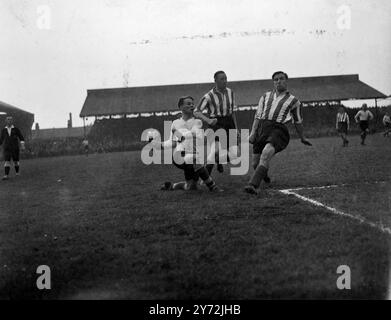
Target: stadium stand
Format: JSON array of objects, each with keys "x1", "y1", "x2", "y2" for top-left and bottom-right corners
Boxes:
[
  {"x1": 0, "y1": 100, "x2": 34, "y2": 139},
  {"x1": 80, "y1": 74, "x2": 386, "y2": 117},
  {"x1": 32, "y1": 126, "x2": 92, "y2": 140},
  {"x1": 79, "y1": 74, "x2": 387, "y2": 152}
]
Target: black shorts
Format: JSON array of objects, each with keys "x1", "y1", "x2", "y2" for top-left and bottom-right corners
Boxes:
[
  {"x1": 208, "y1": 115, "x2": 237, "y2": 147},
  {"x1": 3, "y1": 148, "x2": 20, "y2": 162},
  {"x1": 337, "y1": 122, "x2": 348, "y2": 134},
  {"x1": 359, "y1": 121, "x2": 369, "y2": 132},
  {"x1": 173, "y1": 161, "x2": 199, "y2": 181},
  {"x1": 253, "y1": 120, "x2": 290, "y2": 154},
  {"x1": 172, "y1": 153, "x2": 199, "y2": 181}
]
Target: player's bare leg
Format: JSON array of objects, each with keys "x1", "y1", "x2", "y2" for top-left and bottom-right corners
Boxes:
[
  {"x1": 340, "y1": 133, "x2": 348, "y2": 147},
  {"x1": 14, "y1": 161, "x2": 20, "y2": 176},
  {"x1": 343, "y1": 133, "x2": 349, "y2": 146},
  {"x1": 245, "y1": 143, "x2": 275, "y2": 194},
  {"x1": 361, "y1": 129, "x2": 368, "y2": 145},
  {"x1": 205, "y1": 140, "x2": 222, "y2": 174},
  {"x1": 160, "y1": 181, "x2": 192, "y2": 190},
  {"x1": 196, "y1": 166, "x2": 223, "y2": 192},
  {"x1": 251, "y1": 153, "x2": 271, "y2": 185},
  {"x1": 172, "y1": 180, "x2": 198, "y2": 190}
]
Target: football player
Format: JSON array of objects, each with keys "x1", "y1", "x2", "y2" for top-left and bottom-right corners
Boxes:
[
  {"x1": 354, "y1": 103, "x2": 373, "y2": 145},
  {"x1": 0, "y1": 116, "x2": 25, "y2": 180},
  {"x1": 245, "y1": 71, "x2": 312, "y2": 195},
  {"x1": 151, "y1": 96, "x2": 223, "y2": 192}
]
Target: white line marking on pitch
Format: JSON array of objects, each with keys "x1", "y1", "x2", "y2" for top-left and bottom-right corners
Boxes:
[
  {"x1": 279, "y1": 188, "x2": 391, "y2": 236},
  {"x1": 286, "y1": 180, "x2": 387, "y2": 192}
]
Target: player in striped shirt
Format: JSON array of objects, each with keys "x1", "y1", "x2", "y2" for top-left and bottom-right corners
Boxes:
[
  {"x1": 336, "y1": 106, "x2": 350, "y2": 147},
  {"x1": 245, "y1": 71, "x2": 312, "y2": 195},
  {"x1": 151, "y1": 96, "x2": 222, "y2": 192},
  {"x1": 354, "y1": 103, "x2": 373, "y2": 145},
  {"x1": 194, "y1": 71, "x2": 239, "y2": 175},
  {"x1": 383, "y1": 111, "x2": 391, "y2": 137}
]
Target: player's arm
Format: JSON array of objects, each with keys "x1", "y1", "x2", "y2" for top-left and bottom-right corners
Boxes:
[
  {"x1": 194, "y1": 95, "x2": 217, "y2": 126},
  {"x1": 230, "y1": 91, "x2": 241, "y2": 139},
  {"x1": 160, "y1": 127, "x2": 178, "y2": 149},
  {"x1": 0, "y1": 129, "x2": 4, "y2": 146},
  {"x1": 249, "y1": 95, "x2": 265, "y2": 144},
  {"x1": 354, "y1": 111, "x2": 360, "y2": 123},
  {"x1": 292, "y1": 101, "x2": 312, "y2": 146},
  {"x1": 231, "y1": 90, "x2": 238, "y2": 129},
  {"x1": 346, "y1": 113, "x2": 350, "y2": 130},
  {"x1": 16, "y1": 128, "x2": 25, "y2": 150},
  {"x1": 232, "y1": 111, "x2": 239, "y2": 129},
  {"x1": 249, "y1": 118, "x2": 260, "y2": 145},
  {"x1": 150, "y1": 123, "x2": 177, "y2": 149}
]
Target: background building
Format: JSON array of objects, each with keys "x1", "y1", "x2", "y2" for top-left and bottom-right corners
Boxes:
[
  {"x1": 80, "y1": 74, "x2": 387, "y2": 142},
  {"x1": 0, "y1": 100, "x2": 34, "y2": 139}
]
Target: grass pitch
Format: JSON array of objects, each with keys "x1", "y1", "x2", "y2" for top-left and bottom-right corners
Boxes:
[{"x1": 0, "y1": 134, "x2": 390, "y2": 299}]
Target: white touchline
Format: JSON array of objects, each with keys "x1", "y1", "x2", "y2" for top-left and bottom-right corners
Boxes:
[
  {"x1": 279, "y1": 189, "x2": 391, "y2": 236},
  {"x1": 286, "y1": 180, "x2": 387, "y2": 192}
]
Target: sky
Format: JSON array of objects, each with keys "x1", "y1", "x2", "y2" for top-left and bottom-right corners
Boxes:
[{"x1": 1, "y1": 0, "x2": 391, "y2": 128}]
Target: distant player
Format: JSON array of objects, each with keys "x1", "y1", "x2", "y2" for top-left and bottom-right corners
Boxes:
[
  {"x1": 336, "y1": 106, "x2": 350, "y2": 147},
  {"x1": 151, "y1": 96, "x2": 222, "y2": 192},
  {"x1": 383, "y1": 111, "x2": 391, "y2": 137},
  {"x1": 82, "y1": 138, "x2": 89, "y2": 156},
  {"x1": 245, "y1": 71, "x2": 312, "y2": 195},
  {"x1": 354, "y1": 103, "x2": 373, "y2": 145},
  {"x1": 0, "y1": 116, "x2": 25, "y2": 180},
  {"x1": 194, "y1": 71, "x2": 239, "y2": 175}
]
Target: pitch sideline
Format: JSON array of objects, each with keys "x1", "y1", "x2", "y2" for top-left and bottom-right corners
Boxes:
[{"x1": 278, "y1": 183, "x2": 391, "y2": 236}]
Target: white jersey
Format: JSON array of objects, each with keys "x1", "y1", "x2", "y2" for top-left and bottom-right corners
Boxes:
[
  {"x1": 355, "y1": 110, "x2": 373, "y2": 121},
  {"x1": 383, "y1": 115, "x2": 391, "y2": 125},
  {"x1": 162, "y1": 117, "x2": 204, "y2": 158}
]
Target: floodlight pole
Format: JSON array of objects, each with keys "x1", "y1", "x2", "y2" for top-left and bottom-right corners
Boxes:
[{"x1": 83, "y1": 117, "x2": 86, "y2": 138}]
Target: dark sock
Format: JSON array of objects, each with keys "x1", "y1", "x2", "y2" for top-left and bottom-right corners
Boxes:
[
  {"x1": 249, "y1": 165, "x2": 268, "y2": 188},
  {"x1": 15, "y1": 166, "x2": 19, "y2": 173},
  {"x1": 197, "y1": 167, "x2": 217, "y2": 190},
  {"x1": 5, "y1": 166, "x2": 10, "y2": 176}
]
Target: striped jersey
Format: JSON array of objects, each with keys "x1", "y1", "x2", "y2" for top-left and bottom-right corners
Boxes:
[
  {"x1": 354, "y1": 110, "x2": 373, "y2": 121},
  {"x1": 336, "y1": 112, "x2": 349, "y2": 123},
  {"x1": 255, "y1": 90, "x2": 302, "y2": 124},
  {"x1": 196, "y1": 87, "x2": 237, "y2": 117}
]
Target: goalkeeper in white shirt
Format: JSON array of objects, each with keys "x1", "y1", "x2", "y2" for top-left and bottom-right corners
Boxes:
[{"x1": 151, "y1": 96, "x2": 223, "y2": 192}]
